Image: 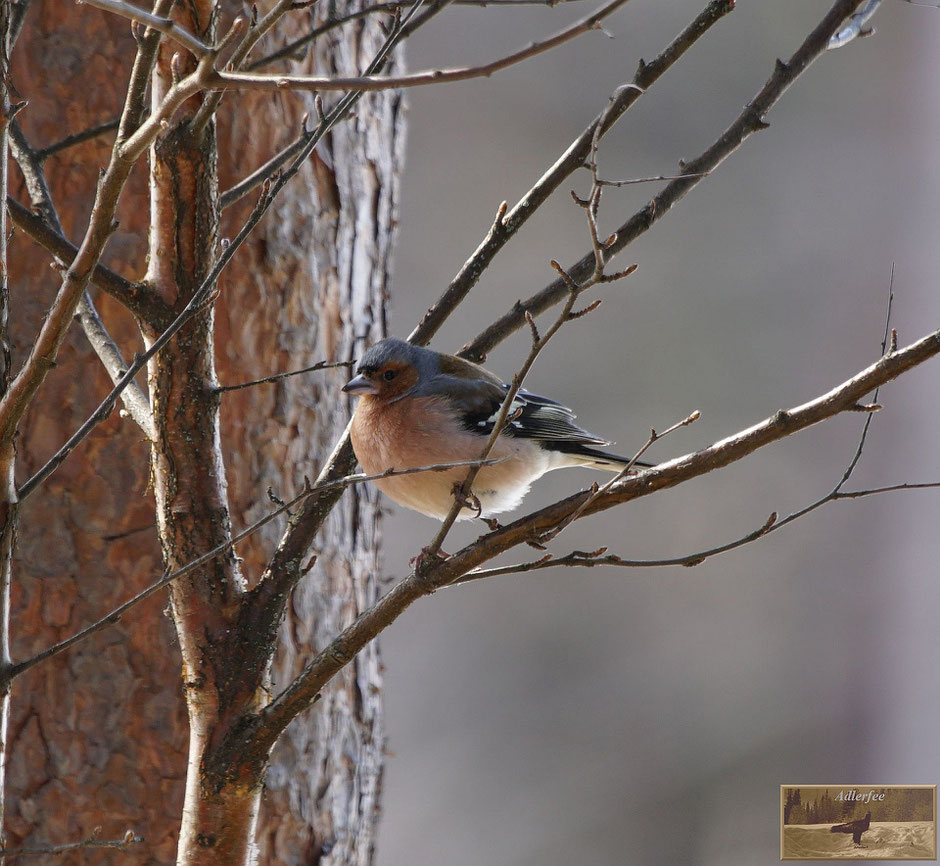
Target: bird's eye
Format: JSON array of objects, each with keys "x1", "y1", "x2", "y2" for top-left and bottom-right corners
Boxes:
[{"x1": 383, "y1": 369, "x2": 397, "y2": 381}]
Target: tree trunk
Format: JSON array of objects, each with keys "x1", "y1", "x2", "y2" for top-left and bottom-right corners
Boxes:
[{"x1": 5, "y1": 1, "x2": 401, "y2": 862}]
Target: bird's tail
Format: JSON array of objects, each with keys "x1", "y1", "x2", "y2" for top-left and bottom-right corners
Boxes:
[{"x1": 552, "y1": 443, "x2": 654, "y2": 472}]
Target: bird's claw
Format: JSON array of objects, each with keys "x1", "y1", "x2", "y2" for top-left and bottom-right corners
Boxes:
[{"x1": 451, "y1": 483, "x2": 482, "y2": 517}]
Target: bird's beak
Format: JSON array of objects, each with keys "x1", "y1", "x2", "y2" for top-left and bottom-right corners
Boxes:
[{"x1": 342, "y1": 373, "x2": 378, "y2": 395}]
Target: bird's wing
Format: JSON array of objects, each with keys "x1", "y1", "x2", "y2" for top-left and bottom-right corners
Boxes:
[{"x1": 445, "y1": 381, "x2": 610, "y2": 446}]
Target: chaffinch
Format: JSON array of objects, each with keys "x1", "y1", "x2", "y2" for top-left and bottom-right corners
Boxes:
[{"x1": 343, "y1": 338, "x2": 647, "y2": 520}]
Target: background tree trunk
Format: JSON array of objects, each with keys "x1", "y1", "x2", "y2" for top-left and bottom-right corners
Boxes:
[{"x1": 6, "y1": 2, "x2": 401, "y2": 862}]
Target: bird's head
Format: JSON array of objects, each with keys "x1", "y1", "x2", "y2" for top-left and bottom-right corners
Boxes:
[{"x1": 342, "y1": 338, "x2": 434, "y2": 402}]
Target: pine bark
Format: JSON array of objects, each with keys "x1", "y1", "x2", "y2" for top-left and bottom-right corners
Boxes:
[{"x1": 5, "y1": 1, "x2": 400, "y2": 862}]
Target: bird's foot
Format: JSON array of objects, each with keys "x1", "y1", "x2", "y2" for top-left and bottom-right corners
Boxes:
[{"x1": 451, "y1": 482, "x2": 482, "y2": 517}]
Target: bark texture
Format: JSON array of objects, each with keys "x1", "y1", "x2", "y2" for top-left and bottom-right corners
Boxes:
[{"x1": 5, "y1": 1, "x2": 401, "y2": 862}]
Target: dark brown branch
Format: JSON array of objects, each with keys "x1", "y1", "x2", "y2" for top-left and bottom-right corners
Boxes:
[
  {"x1": 408, "y1": 0, "x2": 735, "y2": 347},
  {"x1": 7, "y1": 121, "x2": 158, "y2": 435},
  {"x1": 35, "y1": 117, "x2": 120, "y2": 160},
  {"x1": 6, "y1": 197, "x2": 165, "y2": 325},
  {"x1": 454, "y1": 513, "x2": 780, "y2": 581},
  {"x1": 15, "y1": 0, "x2": 427, "y2": 501},
  {"x1": 461, "y1": 0, "x2": 868, "y2": 361}
]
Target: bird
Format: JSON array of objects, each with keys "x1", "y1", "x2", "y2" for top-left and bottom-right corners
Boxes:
[
  {"x1": 830, "y1": 811, "x2": 871, "y2": 846},
  {"x1": 342, "y1": 337, "x2": 649, "y2": 520}
]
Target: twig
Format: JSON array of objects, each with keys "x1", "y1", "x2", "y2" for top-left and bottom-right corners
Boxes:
[
  {"x1": 454, "y1": 513, "x2": 780, "y2": 582},
  {"x1": 409, "y1": 0, "x2": 735, "y2": 347},
  {"x1": 213, "y1": 0, "x2": 634, "y2": 93},
  {"x1": 4, "y1": 457, "x2": 501, "y2": 683},
  {"x1": 35, "y1": 117, "x2": 120, "y2": 160},
  {"x1": 78, "y1": 0, "x2": 212, "y2": 57},
  {"x1": 597, "y1": 170, "x2": 710, "y2": 187},
  {"x1": 462, "y1": 0, "x2": 869, "y2": 361},
  {"x1": 215, "y1": 360, "x2": 354, "y2": 393},
  {"x1": 248, "y1": 0, "x2": 590, "y2": 71},
  {"x1": 6, "y1": 197, "x2": 164, "y2": 325},
  {"x1": 828, "y1": 0, "x2": 881, "y2": 47},
  {"x1": 0, "y1": 828, "x2": 143, "y2": 859},
  {"x1": 537, "y1": 410, "x2": 700, "y2": 544}
]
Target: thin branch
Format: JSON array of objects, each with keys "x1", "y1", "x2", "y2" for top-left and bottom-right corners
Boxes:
[
  {"x1": 408, "y1": 0, "x2": 735, "y2": 347},
  {"x1": 537, "y1": 409, "x2": 700, "y2": 544},
  {"x1": 35, "y1": 117, "x2": 120, "y2": 160},
  {"x1": 78, "y1": 0, "x2": 212, "y2": 57},
  {"x1": 0, "y1": 829, "x2": 143, "y2": 859},
  {"x1": 6, "y1": 197, "x2": 164, "y2": 325},
  {"x1": 248, "y1": 4, "x2": 407, "y2": 70},
  {"x1": 597, "y1": 170, "x2": 710, "y2": 187},
  {"x1": 215, "y1": 360, "x2": 354, "y2": 393},
  {"x1": 0, "y1": 19, "x2": 217, "y2": 448},
  {"x1": 74, "y1": 296, "x2": 155, "y2": 439},
  {"x1": 214, "y1": 0, "x2": 634, "y2": 93},
  {"x1": 3, "y1": 457, "x2": 499, "y2": 683},
  {"x1": 454, "y1": 513, "x2": 781, "y2": 582},
  {"x1": 248, "y1": 0, "x2": 590, "y2": 71},
  {"x1": 461, "y1": 0, "x2": 869, "y2": 361}
]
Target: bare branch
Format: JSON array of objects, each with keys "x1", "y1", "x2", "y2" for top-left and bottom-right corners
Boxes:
[
  {"x1": 597, "y1": 170, "x2": 710, "y2": 187},
  {"x1": 249, "y1": 0, "x2": 594, "y2": 71},
  {"x1": 7, "y1": 121, "x2": 158, "y2": 437},
  {"x1": 215, "y1": 360, "x2": 354, "y2": 393},
  {"x1": 454, "y1": 513, "x2": 780, "y2": 582},
  {"x1": 35, "y1": 117, "x2": 120, "y2": 160},
  {"x1": 537, "y1": 409, "x2": 700, "y2": 544},
  {"x1": 214, "y1": 0, "x2": 634, "y2": 93},
  {"x1": 221, "y1": 0, "x2": 434, "y2": 209},
  {"x1": 6, "y1": 197, "x2": 165, "y2": 324},
  {"x1": 15, "y1": 0, "x2": 429, "y2": 501},
  {"x1": 462, "y1": 0, "x2": 869, "y2": 361}
]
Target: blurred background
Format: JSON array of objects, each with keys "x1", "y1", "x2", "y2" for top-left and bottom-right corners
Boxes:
[{"x1": 371, "y1": 1, "x2": 940, "y2": 864}]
